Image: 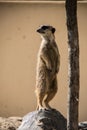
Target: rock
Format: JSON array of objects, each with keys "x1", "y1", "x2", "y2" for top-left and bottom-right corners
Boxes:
[
  {"x1": 0, "y1": 112, "x2": 86, "y2": 130},
  {"x1": 18, "y1": 109, "x2": 67, "y2": 130},
  {"x1": 0, "y1": 117, "x2": 22, "y2": 130},
  {"x1": 79, "y1": 121, "x2": 87, "y2": 130}
]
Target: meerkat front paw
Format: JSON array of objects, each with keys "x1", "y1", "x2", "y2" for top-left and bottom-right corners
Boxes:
[{"x1": 46, "y1": 64, "x2": 52, "y2": 72}]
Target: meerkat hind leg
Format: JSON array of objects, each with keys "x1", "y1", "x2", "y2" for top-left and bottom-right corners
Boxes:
[
  {"x1": 36, "y1": 93, "x2": 45, "y2": 110},
  {"x1": 44, "y1": 91, "x2": 57, "y2": 109},
  {"x1": 44, "y1": 78, "x2": 57, "y2": 109}
]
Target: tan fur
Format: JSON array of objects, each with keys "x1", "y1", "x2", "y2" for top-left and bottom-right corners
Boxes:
[{"x1": 35, "y1": 25, "x2": 60, "y2": 110}]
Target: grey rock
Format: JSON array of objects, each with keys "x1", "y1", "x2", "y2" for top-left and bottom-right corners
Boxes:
[
  {"x1": 18, "y1": 109, "x2": 67, "y2": 130},
  {"x1": 79, "y1": 121, "x2": 87, "y2": 130}
]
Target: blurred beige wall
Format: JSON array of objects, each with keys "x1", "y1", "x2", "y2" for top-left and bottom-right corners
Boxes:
[{"x1": 0, "y1": 2, "x2": 87, "y2": 121}]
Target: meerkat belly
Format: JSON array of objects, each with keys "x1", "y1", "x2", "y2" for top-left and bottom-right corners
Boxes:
[
  {"x1": 36, "y1": 57, "x2": 47, "y2": 89},
  {"x1": 36, "y1": 58, "x2": 53, "y2": 92},
  {"x1": 49, "y1": 47, "x2": 58, "y2": 74}
]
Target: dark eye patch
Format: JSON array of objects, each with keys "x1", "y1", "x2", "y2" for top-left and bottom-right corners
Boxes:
[{"x1": 42, "y1": 26, "x2": 49, "y2": 30}]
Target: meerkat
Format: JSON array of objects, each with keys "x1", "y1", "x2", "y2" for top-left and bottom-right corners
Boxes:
[{"x1": 35, "y1": 25, "x2": 60, "y2": 110}]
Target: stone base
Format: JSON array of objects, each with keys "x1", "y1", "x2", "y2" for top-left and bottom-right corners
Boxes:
[{"x1": 18, "y1": 109, "x2": 67, "y2": 130}]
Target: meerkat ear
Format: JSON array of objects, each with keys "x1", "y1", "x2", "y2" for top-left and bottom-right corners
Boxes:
[{"x1": 52, "y1": 27, "x2": 56, "y2": 33}]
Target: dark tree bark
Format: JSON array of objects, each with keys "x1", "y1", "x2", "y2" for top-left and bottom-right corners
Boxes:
[{"x1": 65, "y1": 0, "x2": 80, "y2": 130}]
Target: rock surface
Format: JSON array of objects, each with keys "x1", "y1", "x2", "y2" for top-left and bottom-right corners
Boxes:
[
  {"x1": 79, "y1": 121, "x2": 87, "y2": 130},
  {"x1": 18, "y1": 109, "x2": 67, "y2": 130},
  {"x1": 0, "y1": 117, "x2": 22, "y2": 130},
  {"x1": 0, "y1": 110, "x2": 86, "y2": 130}
]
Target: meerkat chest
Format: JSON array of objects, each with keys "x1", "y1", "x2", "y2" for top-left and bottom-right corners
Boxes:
[
  {"x1": 52, "y1": 43, "x2": 58, "y2": 54},
  {"x1": 38, "y1": 40, "x2": 58, "y2": 59},
  {"x1": 47, "y1": 41, "x2": 58, "y2": 56}
]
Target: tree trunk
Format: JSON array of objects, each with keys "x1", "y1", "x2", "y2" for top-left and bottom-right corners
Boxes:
[{"x1": 65, "y1": 0, "x2": 80, "y2": 130}]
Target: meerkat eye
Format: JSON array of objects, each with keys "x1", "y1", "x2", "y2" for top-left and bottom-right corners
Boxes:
[{"x1": 42, "y1": 26, "x2": 49, "y2": 30}]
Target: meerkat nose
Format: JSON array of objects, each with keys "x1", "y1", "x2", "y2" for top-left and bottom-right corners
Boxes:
[
  {"x1": 37, "y1": 29, "x2": 45, "y2": 34},
  {"x1": 37, "y1": 29, "x2": 40, "y2": 33}
]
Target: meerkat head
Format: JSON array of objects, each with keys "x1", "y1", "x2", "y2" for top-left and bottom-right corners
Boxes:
[{"x1": 37, "y1": 25, "x2": 56, "y2": 40}]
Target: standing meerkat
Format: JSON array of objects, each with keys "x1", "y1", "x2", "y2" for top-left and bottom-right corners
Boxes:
[{"x1": 35, "y1": 25, "x2": 60, "y2": 110}]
